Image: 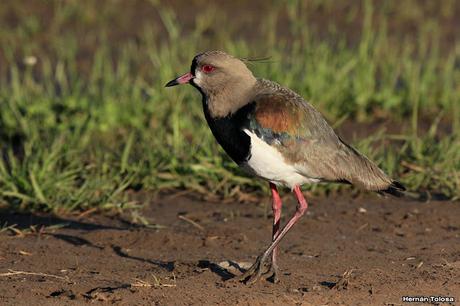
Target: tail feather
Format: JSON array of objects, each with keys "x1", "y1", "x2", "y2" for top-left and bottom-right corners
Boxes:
[
  {"x1": 380, "y1": 180, "x2": 406, "y2": 197},
  {"x1": 337, "y1": 138, "x2": 406, "y2": 197}
]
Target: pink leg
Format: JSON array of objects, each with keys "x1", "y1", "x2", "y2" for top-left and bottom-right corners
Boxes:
[
  {"x1": 240, "y1": 185, "x2": 308, "y2": 284},
  {"x1": 269, "y1": 183, "x2": 282, "y2": 282}
]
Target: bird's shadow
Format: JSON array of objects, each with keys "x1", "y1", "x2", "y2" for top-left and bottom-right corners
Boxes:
[
  {"x1": 1, "y1": 210, "x2": 177, "y2": 273},
  {"x1": 111, "y1": 245, "x2": 175, "y2": 272},
  {"x1": 49, "y1": 233, "x2": 104, "y2": 249},
  {"x1": 197, "y1": 260, "x2": 248, "y2": 281},
  {"x1": 0, "y1": 211, "x2": 251, "y2": 278},
  {"x1": 319, "y1": 281, "x2": 337, "y2": 289}
]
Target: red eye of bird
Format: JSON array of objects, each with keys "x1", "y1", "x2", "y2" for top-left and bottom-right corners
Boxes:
[{"x1": 201, "y1": 65, "x2": 215, "y2": 73}]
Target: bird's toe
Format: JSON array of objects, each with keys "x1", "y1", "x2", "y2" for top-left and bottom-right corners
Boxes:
[
  {"x1": 264, "y1": 263, "x2": 280, "y2": 284},
  {"x1": 238, "y1": 255, "x2": 269, "y2": 285}
]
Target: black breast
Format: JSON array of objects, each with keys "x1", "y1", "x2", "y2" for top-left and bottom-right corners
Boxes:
[{"x1": 202, "y1": 100, "x2": 255, "y2": 165}]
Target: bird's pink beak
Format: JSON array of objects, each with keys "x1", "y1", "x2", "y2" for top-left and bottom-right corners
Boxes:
[{"x1": 165, "y1": 72, "x2": 194, "y2": 87}]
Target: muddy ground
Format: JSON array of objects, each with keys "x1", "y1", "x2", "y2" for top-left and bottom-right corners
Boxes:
[{"x1": 0, "y1": 193, "x2": 459, "y2": 305}]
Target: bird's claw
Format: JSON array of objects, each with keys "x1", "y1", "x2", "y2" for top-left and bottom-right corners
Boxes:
[
  {"x1": 238, "y1": 254, "x2": 280, "y2": 284},
  {"x1": 238, "y1": 255, "x2": 268, "y2": 285},
  {"x1": 263, "y1": 262, "x2": 280, "y2": 284}
]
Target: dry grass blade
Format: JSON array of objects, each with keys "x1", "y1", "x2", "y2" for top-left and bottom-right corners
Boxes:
[
  {"x1": 76, "y1": 208, "x2": 98, "y2": 220},
  {"x1": 178, "y1": 215, "x2": 205, "y2": 231},
  {"x1": 7, "y1": 226, "x2": 25, "y2": 237},
  {"x1": 131, "y1": 273, "x2": 176, "y2": 288},
  {"x1": 0, "y1": 269, "x2": 70, "y2": 281},
  {"x1": 400, "y1": 161, "x2": 426, "y2": 173},
  {"x1": 1, "y1": 223, "x2": 70, "y2": 237},
  {"x1": 356, "y1": 223, "x2": 368, "y2": 232}
]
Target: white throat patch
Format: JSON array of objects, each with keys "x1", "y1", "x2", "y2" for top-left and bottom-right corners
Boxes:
[{"x1": 193, "y1": 70, "x2": 204, "y2": 86}]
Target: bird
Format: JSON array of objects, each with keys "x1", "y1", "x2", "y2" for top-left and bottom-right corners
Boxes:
[{"x1": 165, "y1": 50, "x2": 405, "y2": 285}]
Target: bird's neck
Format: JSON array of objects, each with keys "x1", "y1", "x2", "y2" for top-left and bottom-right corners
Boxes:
[{"x1": 204, "y1": 77, "x2": 257, "y2": 118}]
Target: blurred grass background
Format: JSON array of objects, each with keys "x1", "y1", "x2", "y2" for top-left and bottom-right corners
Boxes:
[{"x1": 0, "y1": 0, "x2": 459, "y2": 213}]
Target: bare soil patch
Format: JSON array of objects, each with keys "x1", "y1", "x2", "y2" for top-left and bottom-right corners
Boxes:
[{"x1": 1, "y1": 194, "x2": 459, "y2": 305}]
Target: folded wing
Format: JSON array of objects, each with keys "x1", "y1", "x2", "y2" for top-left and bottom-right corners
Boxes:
[{"x1": 247, "y1": 80, "x2": 404, "y2": 194}]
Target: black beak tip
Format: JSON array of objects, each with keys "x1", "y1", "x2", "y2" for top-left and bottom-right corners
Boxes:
[{"x1": 165, "y1": 79, "x2": 179, "y2": 87}]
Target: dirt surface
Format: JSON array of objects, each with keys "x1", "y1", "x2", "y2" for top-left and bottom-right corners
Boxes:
[{"x1": 1, "y1": 193, "x2": 459, "y2": 305}]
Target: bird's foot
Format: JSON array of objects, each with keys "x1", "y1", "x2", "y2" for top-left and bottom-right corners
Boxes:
[
  {"x1": 238, "y1": 254, "x2": 281, "y2": 284},
  {"x1": 263, "y1": 262, "x2": 280, "y2": 284},
  {"x1": 238, "y1": 255, "x2": 268, "y2": 285}
]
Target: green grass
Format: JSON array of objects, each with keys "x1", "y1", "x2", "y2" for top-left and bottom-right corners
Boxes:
[{"x1": 0, "y1": 0, "x2": 459, "y2": 212}]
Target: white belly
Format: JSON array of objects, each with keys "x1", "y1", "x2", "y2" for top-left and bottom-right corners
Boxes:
[{"x1": 242, "y1": 130, "x2": 320, "y2": 189}]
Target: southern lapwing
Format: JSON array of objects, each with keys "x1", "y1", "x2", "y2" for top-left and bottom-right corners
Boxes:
[{"x1": 166, "y1": 50, "x2": 405, "y2": 284}]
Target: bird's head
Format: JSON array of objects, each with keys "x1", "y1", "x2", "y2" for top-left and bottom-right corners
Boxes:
[{"x1": 166, "y1": 51, "x2": 257, "y2": 117}]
